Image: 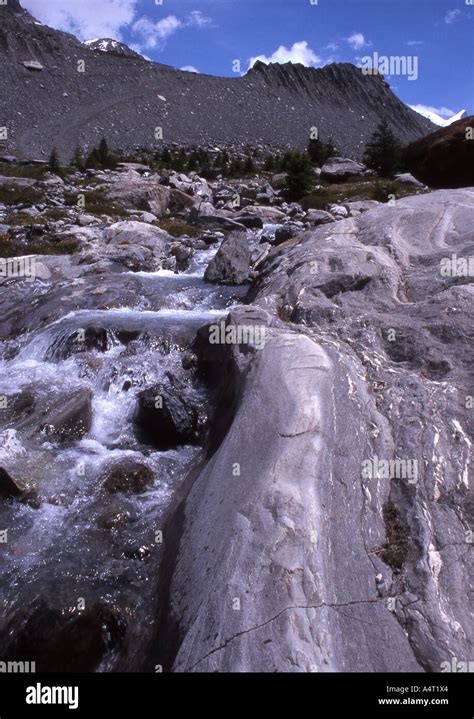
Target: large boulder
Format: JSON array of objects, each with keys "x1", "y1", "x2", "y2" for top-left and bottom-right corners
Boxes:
[
  {"x1": 204, "y1": 232, "x2": 251, "y2": 285},
  {"x1": 189, "y1": 204, "x2": 247, "y2": 232},
  {"x1": 240, "y1": 205, "x2": 286, "y2": 222},
  {"x1": 0, "y1": 175, "x2": 37, "y2": 188},
  {"x1": 404, "y1": 116, "x2": 474, "y2": 189},
  {"x1": 76, "y1": 220, "x2": 170, "y2": 272},
  {"x1": 169, "y1": 188, "x2": 199, "y2": 212},
  {"x1": 157, "y1": 190, "x2": 474, "y2": 673},
  {"x1": 305, "y1": 209, "x2": 335, "y2": 226},
  {"x1": 321, "y1": 157, "x2": 366, "y2": 182},
  {"x1": 104, "y1": 178, "x2": 171, "y2": 216},
  {"x1": 102, "y1": 221, "x2": 169, "y2": 251}
]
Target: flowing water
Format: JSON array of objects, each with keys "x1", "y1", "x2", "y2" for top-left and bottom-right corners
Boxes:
[{"x1": 0, "y1": 241, "x2": 248, "y2": 671}]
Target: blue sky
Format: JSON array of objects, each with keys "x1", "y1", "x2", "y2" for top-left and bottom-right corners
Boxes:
[{"x1": 24, "y1": 0, "x2": 474, "y2": 122}]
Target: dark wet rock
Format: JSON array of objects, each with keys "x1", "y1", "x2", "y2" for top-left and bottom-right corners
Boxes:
[
  {"x1": 273, "y1": 225, "x2": 301, "y2": 246},
  {"x1": 204, "y1": 232, "x2": 251, "y2": 285},
  {"x1": 97, "y1": 505, "x2": 133, "y2": 530},
  {"x1": 39, "y1": 388, "x2": 92, "y2": 442},
  {"x1": 47, "y1": 326, "x2": 109, "y2": 360},
  {"x1": 234, "y1": 214, "x2": 264, "y2": 230},
  {"x1": 405, "y1": 116, "x2": 474, "y2": 189},
  {"x1": 0, "y1": 600, "x2": 126, "y2": 672},
  {"x1": 0, "y1": 466, "x2": 24, "y2": 498},
  {"x1": 134, "y1": 383, "x2": 202, "y2": 450},
  {"x1": 0, "y1": 391, "x2": 35, "y2": 424},
  {"x1": 100, "y1": 459, "x2": 154, "y2": 495},
  {"x1": 182, "y1": 351, "x2": 198, "y2": 371},
  {"x1": 170, "y1": 244, "x2": 193, "y2": 271}
]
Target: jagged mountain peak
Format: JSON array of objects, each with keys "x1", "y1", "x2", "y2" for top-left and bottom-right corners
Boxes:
[{"x1": 83, "y1": 38, "x2": 143, "y2": 60}]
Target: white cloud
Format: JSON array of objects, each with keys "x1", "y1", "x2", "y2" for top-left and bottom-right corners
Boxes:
[
  {"x1": 445, "y1": 9, "x2": 461, "y2": 24},
  {"x1": 23, "y1": 0, "x2": 137, "y2": 41},
  {"x1": 186, "y1": 11, "x2": 212, "y2": 29},
  {"x1": 249, "y1": 41, "x2": 322, "y2": 69},
  {"x1": 181, "y1": 65, "x2": 199, "y2": 73},
  {"x1": 132, "y1": 15, "x2": 182, "y2": 50},
  {"x1": 410, "y1": 104, "x2": 466, "y2": 126},
  {"x1": 347, "y1": 32, "x2": 370, "y2": 50},
  {"x1": 131, "y1": 10, "x2": 213, "y2": 52}
]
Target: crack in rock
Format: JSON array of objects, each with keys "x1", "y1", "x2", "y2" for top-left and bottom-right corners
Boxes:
[{"x1": 189, "y1": 598, "x2": 380, "y2": 671}]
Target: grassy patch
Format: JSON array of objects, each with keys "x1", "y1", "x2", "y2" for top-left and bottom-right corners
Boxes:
[
  {"x1": 0, "y1": 163, "x2": 48, "y2": 180},
  {"x1": 0, "y1": 184, "x2": 45, "y2": 206},
  {"x1": 380, "y1": 501, "x2": 409, "y2": 571},
  {"x1": 64, "y1": 188, "x2": 128, "y2": 218},
  {"x1": 301, "y1": 177, "x2": 429, "y2": 210},
  {"x1": 157, "y1": 218, "x2": 202, "y2": 237},
  {"x1": 3, "y1": 207, "x2": 70, "y2": 227},
  {"x1": 0, "y1": 233, "x2": 79, "y2": 258}
]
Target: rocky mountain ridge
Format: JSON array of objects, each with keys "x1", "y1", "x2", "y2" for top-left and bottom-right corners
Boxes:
[{"x1": 0, "y1": 1, "x2": 434, "y2": 161}]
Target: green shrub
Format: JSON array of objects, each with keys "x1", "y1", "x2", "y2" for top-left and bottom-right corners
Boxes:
[{"x1": 380, "y1": 501, "x2": 409, "y2": 571}]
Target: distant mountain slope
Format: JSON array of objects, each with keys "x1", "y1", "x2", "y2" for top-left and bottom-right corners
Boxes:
[
  {"x1": 0, "y1": 1, "x2": 435, "y2": 161},
  {"x1": 405, "y1": 116, "x2": 474, "y2": 188}
]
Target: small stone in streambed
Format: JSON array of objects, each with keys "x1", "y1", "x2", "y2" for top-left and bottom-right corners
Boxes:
[
  {"x1": 97, "y1": 505, "x2": 133, "y2": 529},
  {"x1": 182, "y1": 352, "x2": 197, "y2": 371},
  {"x1": 134, "y1": 383, "x2": 202, "y2": 450},
  {"x1": 39, "y1": 388, "x2": 92, "y2": 442},
  {"x1": 0, "y1": 466, "x2": 24, "y2": 499},
  {"x1": 0, "y1": 391, "x2": 35, "y2": 424},
  {"x1": 100, "y1": 458, "x2": 154, "y2": 495}
]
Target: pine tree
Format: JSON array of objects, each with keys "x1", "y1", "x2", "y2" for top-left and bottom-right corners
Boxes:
[
  {"x1": 187, "y1": 153, "x2": 198, "y2": 172},
  {"x1": 280, "y1": 150, "x2": 294, "y2": 172},
  {"x1": 97, "y1": 137, "x2": 109, "y2": 166},
  {"x1": 160, "y1": 148, "x2": 172, "y2": 165},
  {"x1": 72, "y1": 146, "x2": 85, "y2": 171},
  {"x1": 48, "y1": 147, "x2": 61, "y2": 174},
  {"x1": 307, "y1": 138, "x2": 325, "y2": 166},
  {"x1": 363, "y1": 120, "x2": 402, "y2": 177},
  {"x1": 264, "y1": 155, "x2": 276, "y2": 171},
  {"x1": 85, "y1": 148, "x2": 99, "y2": 169},
  {"x1": 323, "y1": 137, "x2": 338, "y2": 161},
  {"x1": 243, "y1": 156, "x2": 255, "y2": 175},
  {"x1": 286, "y1": 152, "x2": 315, "y2": 199}
]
